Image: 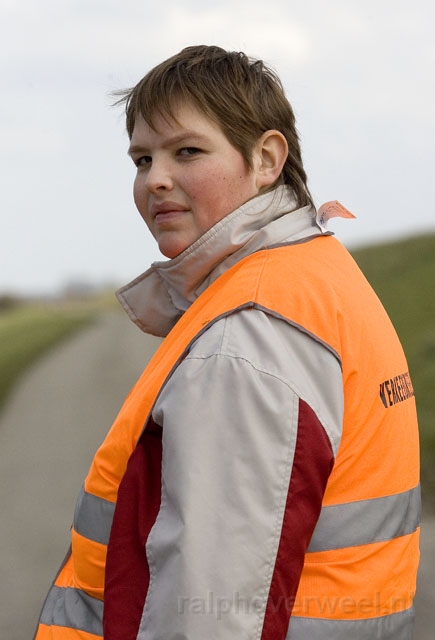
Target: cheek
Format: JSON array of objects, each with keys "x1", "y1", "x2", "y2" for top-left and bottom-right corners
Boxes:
[
  {"x1": 209, "y1": 169, "x2": 256, "y2": 216},
  {"x1": 133, "y1": 176, "x2": 141, "y2": 206},
  {"x1": 133, "y1": 177, "x2": 148, "y2": 217},
  {"x1": 189, "y1": 165, "x2": 251, "y2": 211}
]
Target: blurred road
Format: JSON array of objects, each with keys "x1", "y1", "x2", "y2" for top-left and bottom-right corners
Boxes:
[
  {"x1": 0, "y1": 311, "x2": 160, "y2": 639},
  {"x1": 0, "y1": 311, "x2": 432, "y2": 638}
]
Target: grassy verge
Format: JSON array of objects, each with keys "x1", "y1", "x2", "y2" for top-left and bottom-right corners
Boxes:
[
  {"x1": 352, "y1": 233, "x2": 435, "y2": 512},
  {"x1": 0, "y1": 301, "x2": 97, "y2": 410}
]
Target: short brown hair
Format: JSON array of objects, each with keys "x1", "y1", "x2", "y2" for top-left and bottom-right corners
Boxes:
[{"x1": 117, "y1": 45, "x2": 313, "y2": 208}]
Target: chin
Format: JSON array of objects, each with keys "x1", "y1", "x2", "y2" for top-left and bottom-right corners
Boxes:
[{"x1": 158, "y1": 242, "x2": 189, "y2": 260}]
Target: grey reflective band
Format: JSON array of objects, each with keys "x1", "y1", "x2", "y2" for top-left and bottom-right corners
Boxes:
[
  {"x1": 73, "y1": 485, "x2": 115, "y2": 545},
  {"x1": 288, "y1": 606, "x2": 414, "y2": 639},
  {"x1": 308, "y1": 485, "x2": 421, "y2": 552},
  {"x1": 39, "y1": 585, "x2": 103, "y2": 637}
]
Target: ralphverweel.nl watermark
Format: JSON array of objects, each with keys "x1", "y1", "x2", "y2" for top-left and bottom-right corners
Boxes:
[{"x1": 178, "y1": 591, "x2": 414, "y2": 620}]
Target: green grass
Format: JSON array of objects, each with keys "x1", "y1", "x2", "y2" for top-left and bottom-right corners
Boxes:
[
  {"x1": 351, "y1": 233, "x2": 435, "y2": 511},
  {"x1": 0, "y1": 302, "x2": 96, "y2": 410}
]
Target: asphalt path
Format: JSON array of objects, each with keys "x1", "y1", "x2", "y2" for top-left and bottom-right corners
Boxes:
[{"x1": 0, "y1": 311, "x2": 432, "y2": 638}]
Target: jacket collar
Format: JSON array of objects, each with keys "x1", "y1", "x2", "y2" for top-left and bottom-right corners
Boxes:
[{"x1": 116, "y1": 186, "x2": 323, "y2": 337}]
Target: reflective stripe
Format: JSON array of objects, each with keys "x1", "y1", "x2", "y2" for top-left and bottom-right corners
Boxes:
[
  {"x1": 39, "y1": 585, "x2": 103, "y2": 637},
  {"x1": 288, "y1": 606, "x2": 414, "y2": 639},
  {"x1": 73, "y1": 485, "x2": 115, "y2": 545},
  {"x1": 308, "y1": 485, "x2": 421, "y2": 552}
]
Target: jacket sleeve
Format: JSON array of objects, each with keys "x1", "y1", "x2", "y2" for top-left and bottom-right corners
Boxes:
[{"x1": 138, "y1": 308, "x2": 343, "y2": 640}]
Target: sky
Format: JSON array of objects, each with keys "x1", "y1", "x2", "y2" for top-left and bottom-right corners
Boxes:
[{"x1": 1, "y1": 0, "x2": 434, "y2": 296}]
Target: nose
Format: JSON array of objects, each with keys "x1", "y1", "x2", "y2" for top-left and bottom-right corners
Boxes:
[{"x1": 145, "y1": 157, "x2": 174, "y2": 193}]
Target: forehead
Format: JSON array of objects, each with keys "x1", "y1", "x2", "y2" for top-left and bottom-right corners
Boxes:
[{"x1": 130, "y1": 101, "x2": 226, "y2": 145}]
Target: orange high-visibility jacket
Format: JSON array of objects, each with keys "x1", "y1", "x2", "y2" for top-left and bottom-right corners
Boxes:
[{"x1": 35, "y1": 236, "x2": 420, "y2": 640}]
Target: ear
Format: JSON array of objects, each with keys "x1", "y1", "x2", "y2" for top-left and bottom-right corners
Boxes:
[{"x1": 252, "y1": 130, "x2": 288, "y2": 191}]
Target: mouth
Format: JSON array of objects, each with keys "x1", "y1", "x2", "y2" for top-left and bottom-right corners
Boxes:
[{"x1": 150, "y1": 201, "x2": 189, "y2": 221}]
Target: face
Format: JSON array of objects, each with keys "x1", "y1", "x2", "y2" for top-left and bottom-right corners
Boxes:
[{"x1": 128, "y1": 102, "x2": 261, "y2": 258}]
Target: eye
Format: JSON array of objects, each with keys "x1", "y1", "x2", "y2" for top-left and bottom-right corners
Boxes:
[
  {"x1": 178, "y1": 147, "x2": 201, "y2": 157},
  {"x1": 134, "y1": 155, "x2": 152, "y2": 167}
]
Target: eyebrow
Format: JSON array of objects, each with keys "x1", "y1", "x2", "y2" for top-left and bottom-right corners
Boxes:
[{"x1": 127, "y1": 131, "x2": 208, "y2": 156}]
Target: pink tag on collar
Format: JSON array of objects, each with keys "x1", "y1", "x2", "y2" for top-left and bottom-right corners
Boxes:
[{"x1": 316, "y1": 201, "x2": 356, "y2": 232}]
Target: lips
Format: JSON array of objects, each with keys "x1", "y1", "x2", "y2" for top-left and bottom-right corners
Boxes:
[{"x1": 150, "y1": 201, "x2": 189, "y2": 220}]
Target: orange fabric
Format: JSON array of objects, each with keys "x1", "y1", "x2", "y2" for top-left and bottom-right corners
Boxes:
[
  {"x1": 294, "y1": 531, "x2": 420, "y2": 619},
  {"x1": 41, "y1": 235, "x2": 419, "y2": 633},
  {"x1": 70, "y1": 530, "x2": 106, "y2": 601},
  {"x1": 52, "y1": 536, "x2": 105, "y2": 602},
  {"x1": 53, "y1": 554, "x2": 74, "y2": 588},
  {"x1": 252, "y1": 242, "x2": 420, "y2": 502},
  {"x1": 35, "y1": 624, "x2": 100, "y2": 640}
]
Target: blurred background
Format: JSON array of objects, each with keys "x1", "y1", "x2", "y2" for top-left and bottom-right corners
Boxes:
[
  {"x1": 1, "y1": 0, "x2": 434, "y2": 638},
  {"x1": 1, "y1": 0, "x2": 435, "y2": 297}
]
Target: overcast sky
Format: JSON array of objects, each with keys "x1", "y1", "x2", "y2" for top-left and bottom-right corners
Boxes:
[{"x1": 1, "y1": 0, "x2": 434, "y2": 295}]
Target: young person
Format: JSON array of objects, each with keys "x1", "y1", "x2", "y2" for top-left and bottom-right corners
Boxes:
[{"x1": 35, "y1": 45, "x2": 420, "y2": 640}]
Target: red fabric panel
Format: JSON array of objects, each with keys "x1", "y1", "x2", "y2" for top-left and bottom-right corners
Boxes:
[
  {"x1": 261, "y1": 399, "x2": 334, "y2": 639},
  {"x1": 103, "y1": 419, "x2": 162, "y2": 640}
]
